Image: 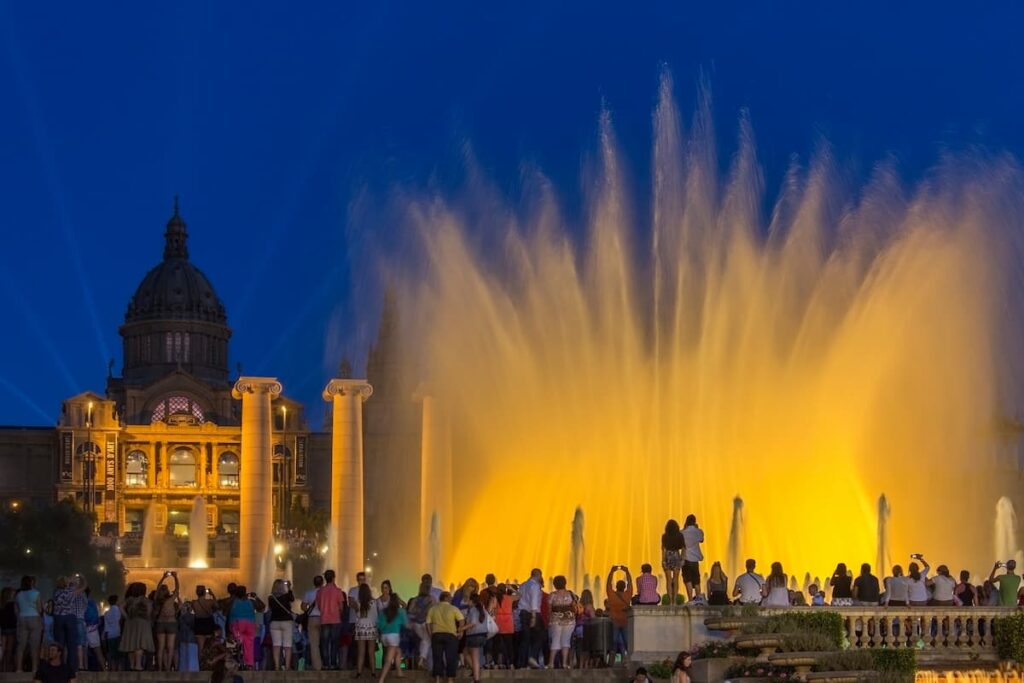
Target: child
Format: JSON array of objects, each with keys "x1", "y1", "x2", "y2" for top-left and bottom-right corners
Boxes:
[{"x1": 808, "y1": 584, "x2": 826, "y2": 606}]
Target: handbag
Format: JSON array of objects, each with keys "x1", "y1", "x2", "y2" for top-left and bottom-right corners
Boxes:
[{"x1": 485, "y1": 612, "x2": 499, "y2": 639}]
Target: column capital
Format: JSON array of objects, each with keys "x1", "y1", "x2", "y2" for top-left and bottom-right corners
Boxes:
[
  {"x1": 322, "y1": 378, "x2": 373, "y2": 402},
  {"x1": 232, "y1": 376, "x2": 283, "y2": 400},
  {"x1": 411, "y1": 382, "x2": 432, "y2": 403}
]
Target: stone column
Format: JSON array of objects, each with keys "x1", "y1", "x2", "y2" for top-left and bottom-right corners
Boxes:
[
  {"x1": 322, "y1": 379, "x2": 372, "y2": 588},
  {"x1": 413, "y1": 386, "x2": 453, "y2": 584},
  {"x1": 232, "y1": 377, "x2": 282, "y2": 589}
]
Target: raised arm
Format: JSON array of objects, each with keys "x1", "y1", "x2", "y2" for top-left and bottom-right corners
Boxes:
[{"x1": 989, "y1": 562, "x2": 1001, "y2": 583}]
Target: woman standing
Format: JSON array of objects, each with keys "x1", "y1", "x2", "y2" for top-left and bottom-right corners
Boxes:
[
  {"x1": 191, "y1": 586, "x2": 218, "y2": 658},
  {"x1": 761, "y1": 563, "x2": 790, "y2": 607},
  {"x1": 406, "y1": 582, "x2": 435, "y2": 670},
  {"x1": 377, "y1": 592, "x2": 407, "y2": 682},
  {"x1": 15, "y1": 576, "x2": 43, "y2": 671},
  {"x1": 354, "y1": 583, "x2": 379, "y2": 678},
  {"x1": 227, "y1": 586, "x2": 258, "y2": 670},
  {"x1": 661, "y1": 520, "x2": 685, "y2": 605},
  {"x1": 461, "y1": 593, "x2": 489, "y2": 683},
  {"x1": 153, "y1": 573, "x2": 180, "y2": 671},
  {"x1": 706, "y1": 563, "x2": 729, "y2": 605},
  {"x1": 546, "y1": 576, "x2": 576, "y2": 670},
  {"x1": 120, "y1": 582, "x2": 154, "y2": 671},
  {"x1": 575, "y1": 589, "x2": 596, "y2": 669},
  {"x1": 267, "y1": 579, "x2": 295, "y2": 670},
  {"x1": 830, "y1": 564, "x2": 853, "y2": 606},
  {"x1": 493, "y1": 584, "x2": 515, "y2": 670}
]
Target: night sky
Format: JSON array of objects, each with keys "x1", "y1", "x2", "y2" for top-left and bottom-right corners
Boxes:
[{"x1": 2, "y1": 2, "x2": 1022, "y2": 426}]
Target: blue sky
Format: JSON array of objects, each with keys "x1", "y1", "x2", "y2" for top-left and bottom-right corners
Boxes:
[{"x1": 2, "y1": 2, "x2": 1023, "y2": 426}]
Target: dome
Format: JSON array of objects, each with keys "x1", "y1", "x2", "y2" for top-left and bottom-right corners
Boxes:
[{"x1": 124, "y1": 199, "x2": 227, "y2": 325}]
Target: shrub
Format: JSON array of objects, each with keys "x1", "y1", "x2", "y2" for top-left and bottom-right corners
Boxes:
[
  {"x1": 780, "y1": 631, "x2": 836, "y2": 652},
  {"x1": 813, "y1": 647, "x2": 914, "y2": 680},
  {"x1": 996, "y1": 612, "x2": 1024, "y2": 662},
  {"x1": 740, "y1": 604, "x2": 761, "y2": 618},
  {"x1": 813, "y1": 649, "x2": 874, "y2": 671},
  {"x1": 693, "y1": 640, "x2": 736, "y2": 659},
  {"x1": 725, "y1": 661, "x2": 797, "y2": 679},
  {"x1": 746, "y1": 612, "x2": 844, "y2": 648},
  {"x1": 646, "y1": 660, "x2": 673, "y2": 679},
  {"x1": 871, "y1": 648, "x2": 916, "y2": 678}
]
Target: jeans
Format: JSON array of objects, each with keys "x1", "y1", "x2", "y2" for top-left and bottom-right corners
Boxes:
[
  {"x1": 306, "y1": 616, "x2": 322, "y2": 670},
  {"x1": 53, "y1": 614, "x2": 80, "y2": 671},
  {"x1": 431, "y1": 632, "x2": 458, "y2": 678},
  {"x1": 320, "y1": 622, "x2": 340, "y2": 669}
]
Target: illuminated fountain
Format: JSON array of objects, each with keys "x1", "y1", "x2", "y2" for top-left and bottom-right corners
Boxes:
[
  {"x1": 876, "y1": 494, "x2": 891, "y2": 579},
  {"x1": 570, "y1": 507, "x2": 586, "y2": 593},
  {"x1": 188, "y1": 496, "x2": 208, "y2": 569},
  {"x1": 726, "y1": 496, "x2": 744, "y2": 579},
  {"x1": 995, "y1": 496, "x2": 1023, "y2": 567},
  {"x1": 390, "y1": 73, "x2": 1024, "y2": 582}
]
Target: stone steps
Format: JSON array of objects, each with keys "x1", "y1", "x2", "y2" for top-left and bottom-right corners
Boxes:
[{"x1": 1, "y1": 668, "x2": 630, "y2": 682}]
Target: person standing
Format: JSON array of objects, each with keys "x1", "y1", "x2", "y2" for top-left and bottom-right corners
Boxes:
[
  {"x1": 989, "y1": 559, "x2": 1022, "y2": 607},
  {"x1": 376, "y1": 592, "x2": 407, "y2": 682},
  {"x1": 406, "y1": 582, "x2": 435, "y2": 670},
  {"x1": 153, "y1": 572, "x2": 180, "y2": 671},
  {"x1": 101, "y1": 595, "x2": 122, "y2": 672},
  {"x1": 546, "y1": 576, "x2": 576, "y2": 670},
  {"x1": 267, "y1": 579, "x2": 295, "y2": 670},
  {"x1": 661, "y1": 520, "x2": 685, "y2": 606},
  {"x1": 82, "y1": 589, "x2": 105, "y2": 671},
  {"x1": 517, "y1": 569, "x2": 544, "y2": 669},
  {"x1": 426, "y1": 592, "x2": 464, "y2": 683},
  {"x1": 191, "y1": 586, "x2": 218, "y2": 660},
  {"x1": 605, "y1": 566, "x2": 634, "y2": 663},
  {"x1": 492, "y1": 584, "x2": 515, "y2": 670},
  {"x1": 120, "y1": 583, "x2": 154, "y2": 672},
  {"x1": 51, "y1": 576, "x2": 84, "y2": 671},
  {"x1": 15, "y1": 576, "x2": 44, "y2": 672},
  {"x1": 316, "y1": 570, "x2": 344, "y2": 670},
  {"x1": 227, "y1": 586, "x2": 258, "y2": 670},
  {"x1": 301, "y1": 575, "x2": 323, "y2": 671},
  {"x1": 681, "y1": 516, "x2": 704, "y2": 601},
  {"x1": 353, "y1": 584, "x2": 378, "y2": 678}
]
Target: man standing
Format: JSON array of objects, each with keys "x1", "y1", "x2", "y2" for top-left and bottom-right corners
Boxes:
[
  {"x1": 426, "y1": 592, "x2": 464, "y2": 683},
  {"x1": 33, "y1": 643, "x2": 76, "y2": 683},
  {"x1": 606, "y1": 565, "x2": 634, "y2": 663},
  {"x1": 517, "y1": 568, "x2": 545, "y2": 668},
  {"x1": 733, "y1": 559, "x2": 765, "y2": 605},
  {"x1": 302, "y1": 575, "x2": 324, "y2": 671},
  {"x1": 989, "y1": 559, "x2": 1022, "y2": 607},
  {"x1": 316, "y1": 570, "x2": 344, "y2": 670},
  {"x1": 421, "y1": 573, "x2": 443, "y2": 601}
]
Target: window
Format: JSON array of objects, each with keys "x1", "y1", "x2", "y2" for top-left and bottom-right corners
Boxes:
[
  {"x1": 168, "y1": 449, "x2": 197, "y2": 487},
  {"x1": 165, "y1": 332, "x2": 173, "y2": 362},
  {"x1": 219, "y1": 510, "x2": 239, "y2": 534},
  {"x1": 126, "y1": 450, "x2": 149, "y2": 487},
  {"x1": 218, "y1": 452, "x2": 239, "y2": 488},
  {"x1": 125, "y1": 509, "x2": 144, "y2": 533},
  {"x1": 151, "y1": 396, "x2": 205, "y2": 424}
]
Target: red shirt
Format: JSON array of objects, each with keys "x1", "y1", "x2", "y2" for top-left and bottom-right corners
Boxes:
[{"x1": 316, "y1": 583, "x2": 344, "y2": 625}]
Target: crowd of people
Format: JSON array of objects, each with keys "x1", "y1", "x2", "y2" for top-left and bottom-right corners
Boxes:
[{"x1": 2, "y1": 515, "x2": 1023, "y2": 683}]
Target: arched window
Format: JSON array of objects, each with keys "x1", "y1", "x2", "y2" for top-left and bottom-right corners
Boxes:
[
  {"x1": 218, "y1": 452, "x2": 239, "y2": 488},
  {"x1": 125, "y1": 451, "x2": 149, "y2": 487},
  {"x1": 151, "y1": 396, "x2": 205, "y2": 424},
  {"x1": 168, "y1": 449, "x2": 197, "y2": 487}
]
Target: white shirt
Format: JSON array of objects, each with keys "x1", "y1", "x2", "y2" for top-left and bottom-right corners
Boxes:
[
  {"x1": 885, "y1": 576, "x2": 910, "y2": 603},
  {"x1": 518, "y1": 577, "x2": 542, "y2": 613},
  {"x1": 347, "y1": 585, "x2": 373, "y2": 623},
  {"x1": 932, "y1": 574, "x2": 956, "y2": 602},
  {"x1": 735, "y1": 572, "x2": 765, "y2": 603},
  {"x1": 303, "y1": 588, "x2": 320, "y2": 617},
  {"x1": 907, "y1": 569, "x2": 930, "y2": 603},
  {"x1": 103, "y1": 605, "x2": 122, "y2": 638},
  {"x1": 682, "y1": 526, "x2": 704, "y2": 562}
]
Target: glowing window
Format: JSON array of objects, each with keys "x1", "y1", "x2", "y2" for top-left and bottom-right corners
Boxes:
[
  {"x1": 125, "y1": 451, "x2": 148, "y2": 487},
  {"x1": 151, "y1": 396, "x2": 205, "y2": 424},
  {"x1": 168, "y1": 449, "x2": 197, "y2": 487},
  {"x1": 218, "y1": 452, "x2": 239, "y2": 488}
]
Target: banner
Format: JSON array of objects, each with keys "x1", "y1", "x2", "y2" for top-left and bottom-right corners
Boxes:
[
  {"x1": 60, "y1": 432, "x2": 73, "y2": 482},
  {"x1": 105, "y1": 434, "x2": 116, "y2": 522},
  {"x1": 295, "y1": 435, "x2": 307, "y2": 485}
]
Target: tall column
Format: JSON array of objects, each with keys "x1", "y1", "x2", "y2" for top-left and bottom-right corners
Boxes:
[
  {"x1": 413, "y1": 386, "x2": 453, "y2": 584},
  {"x1": 232, "y1": 377, "x2": 282, "y2": 589},
  {"x1": 322, "y1": 379, "x2": 372, "y2": 588}
]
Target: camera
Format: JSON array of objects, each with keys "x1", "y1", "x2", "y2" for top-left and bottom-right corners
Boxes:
[
  {"x1": 164, "y1": 571, "x2": 173, "y2": 577},
  {"x1": 247, "y1": 592, "x2": 257, "y2": 599}
]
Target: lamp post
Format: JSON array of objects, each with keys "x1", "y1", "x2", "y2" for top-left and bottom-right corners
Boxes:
[
  {"x1": 85, "y1": 401, "x2": 94, "y2": 514},
  {"x1": 280, "y1": 406, "x2": 291, "y2": 530}
]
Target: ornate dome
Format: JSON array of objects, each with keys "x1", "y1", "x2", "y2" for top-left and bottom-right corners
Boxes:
[{"x1": 124, "y1": 198, "x2": 227, "y2": 324}]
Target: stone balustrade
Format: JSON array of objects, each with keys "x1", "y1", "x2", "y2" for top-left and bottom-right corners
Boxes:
[{"x1": 629, "y1": 605, "x2": 1020, "y2": 665}]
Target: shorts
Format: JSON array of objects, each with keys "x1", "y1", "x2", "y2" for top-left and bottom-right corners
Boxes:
[
  {"x1": 682, "y1": 560, "x2": 700, "y2": 585},
  {"x1": 465, "y1": 633, "x2": 487, "y2": 649},
  {"x1": 354, "y1": 622, "x2": 378, "y2": 641},
  {"x1": 87, "y1": 625, "x2": 102, "y2": 648},
  {"x1": 106, "y1": 637, "x2": 121, "y2": 656},
  {"x1": 77, "y1": 619, "x2": 87, "y2": 643},
  {"x1": 194, "y1": 616, "x2": 216, "y2": 636},
  {"x1": 156, "y1": 621, "x2": 177, "y2": 635},
  {"x1": 269, "y1": 620, "x2": 293, "y2": 648},
  {"x1": 381, "y1": 633, "x2": 400, "y2": 647},
  {"x1": 662, "y1": 549, "x2": 683, "y2": 571},
  {"x1": 548, "y1": 622, "x2": 574, "y2": 650}
]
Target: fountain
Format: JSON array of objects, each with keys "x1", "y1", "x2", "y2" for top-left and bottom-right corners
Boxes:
[
  {"x1": 428, "y1": 512, "x2": 441, "y2": 582},
  {"x1": 726, "y1": 496, "x2": 744, "y2": 579},
  {"x1": 140, "y1": 503, "x2": 157, "y2": 568},
  {"x1": 188, "y1": 496, "x2": 208, "y2": 569},
  {"x1": 877, "y1": 494, "x2": 891, "y2": 579},
  {"x1": 995, "y1": 496, "x2": 1024, "y2": 567},
  {"x1": 388, "y1": 71, "x2": 1024, "y2": 579},
  {"x1": 570, "y1": 506, "x2": 585, "y2": 593}
]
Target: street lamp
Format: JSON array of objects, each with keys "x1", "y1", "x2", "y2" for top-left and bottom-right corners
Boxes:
[{"x1": 84, "y1": 401, "x2": 94, "y2": 514}]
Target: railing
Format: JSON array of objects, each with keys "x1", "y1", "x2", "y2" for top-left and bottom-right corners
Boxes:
[{"x1": 761, "y1": 606, "x2": 1015, "y2": 654}]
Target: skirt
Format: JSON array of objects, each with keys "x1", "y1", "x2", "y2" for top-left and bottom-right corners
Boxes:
[
  {"x1": 662, "y1": 549, "x2": 683, "y2": 571},
  {"x1": 354, "y1": 620, "x2": 379, "y2": 641},
  {"x1": 832, "y1": 598, "x2": 853, "y2": 607},
  {"x1": 120, "y1": 617, "x2": 155, "y2": 653}
]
